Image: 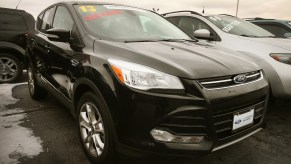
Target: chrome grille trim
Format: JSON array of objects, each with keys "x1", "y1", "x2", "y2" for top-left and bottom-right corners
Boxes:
[
  {"x1": 212, "y1": 128, "x2": 262, "y2": 152},
  {"x1": 197, "y1": 70, "x2": 263, "y2": 90},
  {"x1": 246, "y1": 72, "x2": 260, "y2": 78},
  {"x1": 200, "y1": 79, "x2": 232, "y2": 85}
]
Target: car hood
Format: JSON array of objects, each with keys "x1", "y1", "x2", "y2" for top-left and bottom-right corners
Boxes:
[
  {"x1": 242, "y1": 37, "x2": 291, "y2": 51},
  {"x1": 94, "y1": 40, "x2": 260, "y2": 79}
]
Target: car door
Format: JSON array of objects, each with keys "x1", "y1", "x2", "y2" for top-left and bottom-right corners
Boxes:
[
  {"x1": 30, "y1": 6, "x2": 55, "y2": 81},
  {"x1": 46, "y1": 5, "x2": 84, "y2": 100}
]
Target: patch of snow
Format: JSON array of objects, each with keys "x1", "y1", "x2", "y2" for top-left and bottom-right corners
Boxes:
[{"x1": 0, "y1": 83, "x2": 43, "y2": 163}]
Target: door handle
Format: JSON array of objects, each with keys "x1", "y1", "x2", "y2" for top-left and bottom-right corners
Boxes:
[
  {"x1": 45, "y1": 45, "x2": 51, "y2": 49},
  {"x1": 45, "y1": 45, "x2": 51, "y2": 53},
  {"x1": 71, "y1": 59, "x2": 79, "y2": 66}
]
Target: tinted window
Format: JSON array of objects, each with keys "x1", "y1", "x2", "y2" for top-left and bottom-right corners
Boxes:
[
  {"x1": 53, "y1": 6, "x2": 74, "y2": 30},
  {"x1": 178, "y1": 17, "x2": 210, "y2": 36},
  {"x1": 75, "y1": 5, "x2": 190, "y2": 41},
  {"x1": 259, "y1": 24, "x2": 290, "y2": 37},
  {"x1": 40, "y1": 7, "x2": 54, "y2": 33},
  {"x1": 167, "y1": 17, "x2": 180, "y2": 25},
  {"x1": 0, "y1": 14, "x2": 27, "y2": 31}
]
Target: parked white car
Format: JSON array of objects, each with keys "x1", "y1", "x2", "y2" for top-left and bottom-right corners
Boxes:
[{"x1": 164, "y1": 11, "x2": 291, "y2": 99}]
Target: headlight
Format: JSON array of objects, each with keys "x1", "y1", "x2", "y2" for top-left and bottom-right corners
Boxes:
[
  {"x1": 108, "y1": 59, "x2": 184, "y2": 90},
  {"x1": 270, "y1": 53, "x2": 291, "y2": 65}
]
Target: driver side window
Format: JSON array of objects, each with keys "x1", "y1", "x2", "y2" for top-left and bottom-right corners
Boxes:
[
  {"x1": 52, "y1": 6, "x2": 81, "y2": 45},
  {"x1": 178, "y1": 17, "x2": 210, "y2": 36},
  {"x1": 53, "y1": 6, "x2": 73, "y2": 30}
]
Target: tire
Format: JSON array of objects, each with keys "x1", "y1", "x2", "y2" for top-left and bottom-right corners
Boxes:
[
  {"x1": 77, "y1": 92, "x2": 116, "y2": 164},
  {"x1": 27, "y1": 66, "x2": 48, "y2": 100},
  {"x1": 0, "y1": 53, "x2": 23, "y2": 83}
]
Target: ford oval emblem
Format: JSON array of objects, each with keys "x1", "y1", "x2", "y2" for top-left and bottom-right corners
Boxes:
[
  {"x1": 235, "y1": 120, "x2": 242, "y2": 124},
  {"x1": 233, "y1": 74, "x2": 247, "y2": 84}
]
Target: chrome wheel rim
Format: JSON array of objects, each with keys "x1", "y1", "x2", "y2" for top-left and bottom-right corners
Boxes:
[
  {"x1": 79, "y1": 102, "x2": 105, "y2": 157},
  {"x1": 28, "y1": 67, "x2": 35, "y2": 94},
  {"x1": 0, "y1": 57, "x2": 18, "y2": 82}
]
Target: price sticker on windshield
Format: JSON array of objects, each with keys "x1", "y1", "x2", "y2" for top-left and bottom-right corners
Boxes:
[
  {"x1": 79, "y1": 6, "x2": 97, "y2": 12},
  {"x1": 222, "y1": 21, "x2": 240, "y2": 32}
]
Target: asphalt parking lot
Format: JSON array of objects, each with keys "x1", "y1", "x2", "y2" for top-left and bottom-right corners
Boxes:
[{"x1": 0, "y1": 73, "x2": 291, "y2": 164}]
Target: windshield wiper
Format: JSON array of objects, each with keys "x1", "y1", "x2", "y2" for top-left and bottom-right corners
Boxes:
[
  {"x1": 241, "y1": 35, "x2": 286, "y2": 38},
  {"x1": 158, "y1": 39, "x2": 198, "y2": 43},
  {"x1": 124, "y1": 40, "x2": 159, "y2": 43},
  {"x1": 264, "y1": 36, "x2": 287, "y2": 38},
  {"x1": 124, "y1": 39, "x2": 198, "y2": 43},
  {"x1": 240, "y1": 34, "x2": 259, "y2": 38}
]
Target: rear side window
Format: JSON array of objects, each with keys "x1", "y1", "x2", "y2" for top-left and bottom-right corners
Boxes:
[
  {"x1": 40, "y1": 7, "x2": 55, "y2": 33},
  {"x1": 0, "y1": 13, "x2": 27, "y2": 31}
]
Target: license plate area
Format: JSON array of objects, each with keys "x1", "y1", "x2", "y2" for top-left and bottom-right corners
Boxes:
[{"x1": 233, "y1": 109, "x2": 254, "y2": 131}]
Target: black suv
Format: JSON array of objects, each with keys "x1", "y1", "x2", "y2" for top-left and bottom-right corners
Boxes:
[
  {"x1": 0, "y1": 8, "x2": 35, "y2": 83},
  {"x1": 247, "y1": 18, "x2": 291, "y2": 38},
  {"x1": 26, "y1": 2, "x2": 269, "y2": 163}
]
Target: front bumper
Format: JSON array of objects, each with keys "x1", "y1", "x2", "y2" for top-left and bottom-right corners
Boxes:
[{"x1": 112, "y1": 74, "x2": 269, "y2": 157}]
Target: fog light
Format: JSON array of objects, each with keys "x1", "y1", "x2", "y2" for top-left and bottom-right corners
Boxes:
[{"x1": 150, "y1": 129, "x2": 204, "y2": 144}]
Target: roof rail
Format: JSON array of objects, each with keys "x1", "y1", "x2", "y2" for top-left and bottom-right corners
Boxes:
[
  {"x1": 244, "y1": 17, "x2": 275, "y2": 21},
  {"x1": 219, "y1": 14, "x2": 236, "y2": 17},
  {"x1": 162, "y1": 10, "x2": 202, "y2": 16}
]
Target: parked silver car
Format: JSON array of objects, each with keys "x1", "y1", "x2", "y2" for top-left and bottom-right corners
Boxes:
[{"x1": 164, "y1": 11, "x2": 291, "y2": 99}]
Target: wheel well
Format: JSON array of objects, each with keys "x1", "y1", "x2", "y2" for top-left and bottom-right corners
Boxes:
[
  {"x1": 0, "y1": 48, "x2": 26, "y2": 67},
  {"x1": 74, "y1": 84, "x2": 94, "y2": 111}
]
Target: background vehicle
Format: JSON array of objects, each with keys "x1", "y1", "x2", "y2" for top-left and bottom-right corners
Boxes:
[
  {"x1": 246, "y1": 18, "x2": 291, "y2": 38},
  {"x1": 164, "y1": 11, "x2": 291, "y2": 99},
  {"x1": 0, "y1": 8, "x2": 35, "y2": 83},
  {"x1": 26, "y1": 3, "x2": 268, "y2": 163}
]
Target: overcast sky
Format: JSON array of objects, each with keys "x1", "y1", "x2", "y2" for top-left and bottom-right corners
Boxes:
[{"x1": 1, "y1": 0, "x2": 290, "y2": 20}]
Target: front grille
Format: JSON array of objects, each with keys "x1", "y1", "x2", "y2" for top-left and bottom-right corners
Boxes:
[
  {"x1": 213, "y1": 100, "x2": 265, "y2": 139},
  {"x1": 198, "y1": 70, "x2": 262, "y2": 89},
  {"x1": 158, "y1": 109, "x2": 207, "y2": 136}
]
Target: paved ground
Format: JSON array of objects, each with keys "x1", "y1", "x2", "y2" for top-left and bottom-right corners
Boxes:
[{"x1": 0, "y1": 73, "x2": 291, "y2": 164}]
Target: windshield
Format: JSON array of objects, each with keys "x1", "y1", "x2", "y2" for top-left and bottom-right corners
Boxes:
[
  {"x1": 75, "y1": 5, "x2": 191, "y2": 41},
  {"x1": 206, "y1": 15, "x2": 274, "y2": 37}
]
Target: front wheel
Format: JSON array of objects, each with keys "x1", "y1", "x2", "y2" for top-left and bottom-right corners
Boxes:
[{"x1": 77, "y1": 92, "x2": 116, "y2": 164}]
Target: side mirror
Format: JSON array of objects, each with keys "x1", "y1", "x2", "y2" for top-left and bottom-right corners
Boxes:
[
  {"x1": 284, "y1": 33, "x2": 291, "y2": 38},
  {"x1": 47, "y1": 28, "x2": 71, "y2": 42},
  {"x1": 193, "y1": 29, "x2": 213, "y2": 40}
]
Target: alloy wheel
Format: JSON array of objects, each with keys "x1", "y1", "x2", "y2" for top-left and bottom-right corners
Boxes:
[
  {"x1": 79, "y1": 102, "x2": 105, "y2": 157},
  {"x1": 0, "y1": 57, "x2": 18, "y2": 82}
]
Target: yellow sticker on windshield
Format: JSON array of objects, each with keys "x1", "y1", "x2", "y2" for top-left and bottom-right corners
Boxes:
[{"x1": 79, "y1": 6, "x2": 97, "y2": 12}]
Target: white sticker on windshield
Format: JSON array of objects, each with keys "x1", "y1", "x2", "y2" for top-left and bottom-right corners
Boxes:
[
  {"x1": 288, "y1": 22, "x2": 291, "y2": 26},
  {"x1": 222, "y1": 20, "x2": 240, "y2": 32},
  {"x1": 104, "y1": 5, "x2": 145, "y2": 12},
  {"x1": 209, "y1": 16, "x2": 222, "y2": 21}
]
